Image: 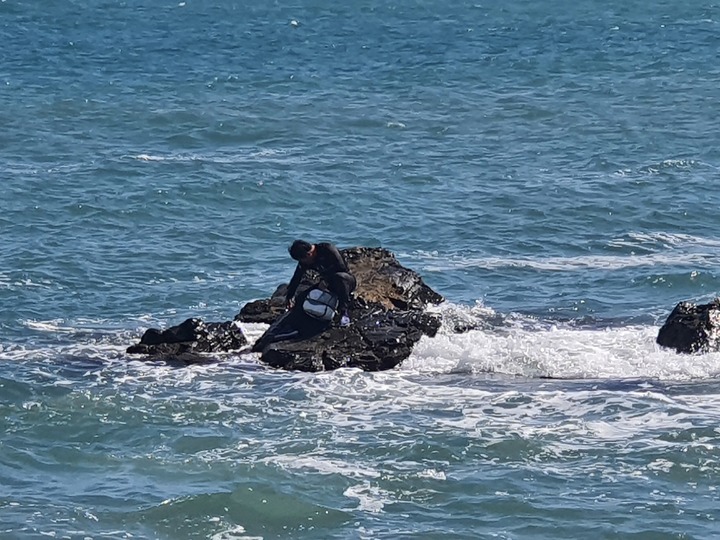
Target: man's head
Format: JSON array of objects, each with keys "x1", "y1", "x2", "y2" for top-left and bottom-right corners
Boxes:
[{"x1": 289, "y1": 239, "x2": 315, "y2": 263}]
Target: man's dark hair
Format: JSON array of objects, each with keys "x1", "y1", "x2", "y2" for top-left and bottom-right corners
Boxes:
[{"x1": 289, "y1": 239, "x2": 313, "y2": 260}]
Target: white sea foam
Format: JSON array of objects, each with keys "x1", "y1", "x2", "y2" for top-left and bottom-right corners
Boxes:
[
  {"x1": 264, "y1": 455, "x2": 381, "y2": 479},
  {"x1": 421, "y1": 252, "x2": 715, "y2": 272},
  {"x1": 7, "y1": 308, "x2": 720, "y2": 383},
  {"x1": 610, "y1": 231, "x2": 720, "y2": 249},
  {"x1": 343, "y1": 482, "x2": 390, "y2": 514},
  {"x1": 135, "y1": 153, "x2": 167, "y2": 161},
  {"x1": 0, "y1": 277, "x2": 56, "y2": 290},
  {"x1": 24, "y1": 319, "x2": 80, "y2": 333},
  {"x1": 23, "y1": 317, "x2": 144, "y2": 336},
  {"x1": 637, "y1": 158, "x2": 701, "y2": 174},
  {"x1": 0, "y1": 341, "x2": 130, "y2": 364},
  {"x1": 209, "y1": 525, "x2": 263, "y2": 540},
  {"x1": 413, "y1": 231, "x2": 720, "y2": 272},
  {"x1": 417, "y1": 468, "x2": 446, "y2": 480},
  {"x1": 236, "y1": 322, "x2": 269, "y2": 344},
  {"x1": 406, "y1": 325, "x2": 720, "y2": 380},
  {"x1": 402, "y1": 305, "x2": 720, "y2": 381},
  {"x1": 132, "y1": 149, "x2": 306, "y2": 165},
  {"x1": 7, "y1": 317, "x2": 162, "y2": 365}
]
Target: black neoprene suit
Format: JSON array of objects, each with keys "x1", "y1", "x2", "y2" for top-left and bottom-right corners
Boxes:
[{"x1": 285, "y1": 242, "x2": 357, "y2": 312}]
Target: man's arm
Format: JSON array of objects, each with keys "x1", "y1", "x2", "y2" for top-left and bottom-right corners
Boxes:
[{"x1": 285, "y1": 263, "x2": 305, "y2": 301}]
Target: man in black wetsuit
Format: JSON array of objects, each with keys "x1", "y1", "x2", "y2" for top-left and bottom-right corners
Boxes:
[{"x1": 285, "y1": 239, "x2": 357, "y2": 326}]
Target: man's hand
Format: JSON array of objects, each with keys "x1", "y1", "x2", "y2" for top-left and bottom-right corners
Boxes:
[{"x1": 286, "y1": 298, "x2": 295, "y2": 310}]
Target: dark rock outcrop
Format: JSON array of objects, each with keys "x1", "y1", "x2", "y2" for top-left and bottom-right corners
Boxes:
[
  {"x1": 238, "y1": 247, "x2": 444, "y2": 371},
  {"x1": 127, "y1": 247, "x2": 444, "y2": 371},
  {"x1": 236, "y1": 284, "x2": 289, "y2": 325},
  {"x1": 260, "y1": 307, "x2": 441, "y2": 372},
  {"x1": 237, "y1": 247, "x2": 443, "y2": 324},
  {"x1": 656, "y1": 298, "x2": 720, "y2": 354},
  {"x1": 127, "y1": 318, "x2": 247, "y2": 363}
]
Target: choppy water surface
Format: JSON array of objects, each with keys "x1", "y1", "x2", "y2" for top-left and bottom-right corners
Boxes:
[{"x1": 2, "y1": 0, "x2": 720, "y2": 538}]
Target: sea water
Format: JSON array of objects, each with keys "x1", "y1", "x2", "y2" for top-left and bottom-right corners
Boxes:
[{"x1": 2, "y1": 0, "x2": 720, "y2": 538}]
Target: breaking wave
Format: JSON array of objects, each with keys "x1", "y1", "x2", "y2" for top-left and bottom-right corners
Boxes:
[{"x1": 6, "y1": 305, "x2": 720, "y2": 382}]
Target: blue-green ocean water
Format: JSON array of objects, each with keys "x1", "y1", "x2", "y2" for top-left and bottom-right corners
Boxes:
[{"x1": 2, "y1": 1, "x2": 720, "y2": 538}]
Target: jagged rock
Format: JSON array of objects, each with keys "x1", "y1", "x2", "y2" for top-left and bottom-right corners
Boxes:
[
  {"x1": 240, "y1": 247, "x2": 444, "y2": 371},
  {"x1": 342, "y1": 247, "x2": 443, "y2": 310},
  {"x1": 236, "y1": 284, "x2": 289, "y2": 325},
  {"x1": 656, "y1": 299, "x2": 720, "y2": 353},
  {"x1": 236, "y1": 247, "x2": 443, "y2": 324},
  {"x1": 127, "y1": 247, "x2": 443, "y2": 371},
  {"x1": 126, "y1": 317, "x2": 247, "y2": 363},
  {"x1": 261, "y1": 309, "x2": 441, "y2": 371}
]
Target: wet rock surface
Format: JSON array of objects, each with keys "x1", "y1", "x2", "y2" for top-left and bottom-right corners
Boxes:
[
  {"x1": 128, "y1": 247, "x2": 444, "y2": 371},
  {"x1": 656, "y1": 298, "x2": 720, "y2": 354},
  {"x1": 236, "y1": 247, "x2": 443, "y2": 325},
  {"x1": 126, "y1": 318, "x2": 247, "y2": 364},
  {"x1": 259, "y1": 306, "x2": 441, "y2": 372},
  {"x1": 242, "y1": 247, "x2": 444, "y2": 371}
]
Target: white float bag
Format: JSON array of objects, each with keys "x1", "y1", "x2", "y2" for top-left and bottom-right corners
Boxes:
[{"x1": 302, "y1": 288, "x2": 338, "y2": 321}]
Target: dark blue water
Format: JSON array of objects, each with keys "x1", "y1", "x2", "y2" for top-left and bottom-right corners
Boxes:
[{"x1": 2, "y1": 1, "x2": 720, "y2": 538}]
